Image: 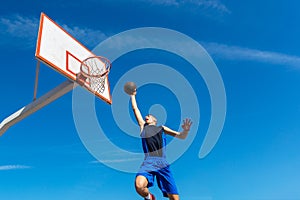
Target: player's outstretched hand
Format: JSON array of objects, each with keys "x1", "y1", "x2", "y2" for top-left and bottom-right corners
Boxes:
[{"x1": 181, "y1": 118, "x2": 192, "y2": 132}]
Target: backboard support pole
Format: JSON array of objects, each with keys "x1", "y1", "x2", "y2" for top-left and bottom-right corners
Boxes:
[
  {"x1": 0, "y1": 80, "x2": 76, "y2": 136},
  {"x1": 33, "y1": 61, "x2": 41, "y2": 101}
]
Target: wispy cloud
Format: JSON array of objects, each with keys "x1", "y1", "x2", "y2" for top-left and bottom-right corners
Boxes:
[
  {"x1": 1, "y1": 14, "x2": 299, "y2": 69},
  {"x1": 203, "y1": 42, "x2": 300, "y2": 69},
  {"x1": 0, "y1": 14, "x2": 107, "y2": 49},
  {"x1": 143, "y1": 0, "x2": 231, "y2": 15},
  {"x1": 90, "y1": 157, "x2": 141, "y2": 164},
  {"x1": 148, "y1": 0, "x2": 180, "y2": 6},
  {"x1": 61, "y1": 25, "x2": 107, "y2": 48},
  {"x1": 0, "y1": 165, "x2": 32, "y2": 171},
  {"x1": 0, "y1": 14, "x2": 38, "y2": 48}
]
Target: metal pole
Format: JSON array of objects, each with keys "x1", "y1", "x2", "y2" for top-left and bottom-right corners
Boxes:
[
  {"x1": 0, "y1": 80, "x2": 75, "y2": 136},
  {"x1": 33, "y1": 61, "x2": 41, "y2": 101}
]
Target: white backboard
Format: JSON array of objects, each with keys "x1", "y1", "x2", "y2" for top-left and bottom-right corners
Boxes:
[{"x1": 35, "y1": 13, "x2": 112, "y2": 104}]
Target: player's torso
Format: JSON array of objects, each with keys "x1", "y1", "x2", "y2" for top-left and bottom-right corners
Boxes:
[{"x1": 141, "y1": 124, "x2": 167, "y2": 158}]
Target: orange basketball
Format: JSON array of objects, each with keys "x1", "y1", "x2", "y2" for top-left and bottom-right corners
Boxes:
[{"x1": 124, "y1": 82, "x2": 137, "y2": 95}]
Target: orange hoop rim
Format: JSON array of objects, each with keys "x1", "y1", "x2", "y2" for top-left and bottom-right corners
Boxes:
[{"x1": 80, "y1": 56, "x2": 111, "y2": 78}]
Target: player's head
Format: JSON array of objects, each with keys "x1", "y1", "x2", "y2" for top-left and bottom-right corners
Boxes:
[{"x1": 145, "y1": 114, "x2": 157, "y2": 125}]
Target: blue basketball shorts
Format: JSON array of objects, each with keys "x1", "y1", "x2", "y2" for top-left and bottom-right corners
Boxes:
[{"x1": 136, "y1": 158, "x2": 179, "y2": 197}]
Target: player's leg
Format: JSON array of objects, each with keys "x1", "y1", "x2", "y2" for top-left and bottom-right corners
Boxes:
[
  {"x1": 156, "y1": 166, "x2": 179, "y2": 199},
  {"x1": 136, "y1": 159, "x2": 158, "y2": 199},
  {"x1": 167, "y1": 194, "x2": 180, "y2": 200},
  {"x1": 135, "y1": 174, "x2": 156, "y2": 200},
  {"x1": 135, "y1": 175, "x2": 149, "y2": 197}
]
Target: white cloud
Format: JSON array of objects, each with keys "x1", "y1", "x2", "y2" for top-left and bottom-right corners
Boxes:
[
  {"x1": 61, "y1": 24, "x2": 107, "y2": 48},
  {"x1": 99, "y1": 30, "x2": 300, "y2": 69},
  {"x1": 90, "y1": 157, "x2": 140, "y2": 164},
  {"x1": 144, "y1": 0, "x2": 230, "y2": 15},
  {"x1": 189, "y1": 0, "x2": 230, "y2": 14},
  {"x1": 203, "y1": 42, "x2": 300, "y2": 68},
  {"x1": 0, "y1": 165, "x2": 32, "y2": 171},
  {"x1": 0, "y1": 15, "x2": 38, "y2": 38},
  {"x1": 0, "y1": 15, "x2": 38, "y2": 48},
  {"x1": 149, "y1": 0, "x2": 180, "y2": 6},
  {"x1": 1, "y1": 14, "x2": 299, "y2": 69},
  {"x1": 0, "y1": 14, "x2": 107, "y2": 49}
]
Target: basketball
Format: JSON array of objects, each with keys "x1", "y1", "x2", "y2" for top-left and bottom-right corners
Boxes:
[{"x1": 124, "y1": 82, "x2": 137, "y2": 95}]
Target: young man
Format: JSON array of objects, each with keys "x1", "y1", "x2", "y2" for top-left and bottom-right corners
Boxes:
[{"x1": 130, "y1": 91, "x2": 192, "y2": 200}]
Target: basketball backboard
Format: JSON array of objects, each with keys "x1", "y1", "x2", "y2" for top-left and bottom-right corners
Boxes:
[{"x1": 35, "y1": 13, "x2": 112, "y2": 104}]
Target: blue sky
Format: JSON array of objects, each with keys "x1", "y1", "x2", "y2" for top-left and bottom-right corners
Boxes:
[{"x1": 1, "y1": 0, "x2": 300, "y2": 200}]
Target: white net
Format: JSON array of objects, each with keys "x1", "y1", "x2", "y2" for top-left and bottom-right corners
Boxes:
[{"x1": 79, "y1": 56, "x2": 111, "y2": 94}]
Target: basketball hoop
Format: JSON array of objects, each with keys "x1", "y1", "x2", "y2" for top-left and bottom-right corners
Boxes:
[{"x1": 76, "y1": 56, "x2": 111, "y2": 94}]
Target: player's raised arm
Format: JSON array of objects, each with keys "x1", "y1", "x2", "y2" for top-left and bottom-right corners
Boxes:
[
  {"x1": 130, "y1": 91, "x2": 145, "y2": 130},
  {"x1": 162, "y1": 118, "x2": 192, "y2": 139}
]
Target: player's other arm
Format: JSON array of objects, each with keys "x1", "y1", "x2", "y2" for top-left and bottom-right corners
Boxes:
[
  {"x1": 162, "y1": 118, "x2": 192, "y2": 140},
  {"x1": 130, "y1": 93, "x2": 145, "y2": 130}
]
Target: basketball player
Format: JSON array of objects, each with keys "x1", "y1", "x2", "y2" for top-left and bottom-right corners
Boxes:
[{"x1": 130, "y1": 90, "x2": 192, "y2": 200}]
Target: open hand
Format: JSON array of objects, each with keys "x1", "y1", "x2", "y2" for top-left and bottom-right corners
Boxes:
[{"x1": 181, "y1": 118, "x2": 192, "y2": 131}]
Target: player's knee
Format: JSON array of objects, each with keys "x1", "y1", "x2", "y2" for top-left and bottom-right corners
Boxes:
[
  {"x1": 168, "y1": 194, "x2": 180, "y2": 200},
  {"x1": 135, "y1": 176, "x2": 147, "y2": 191},
  {"x1": 134, "y1": 181, "x2": 142, "y2": 191}
]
